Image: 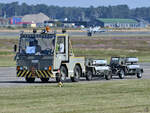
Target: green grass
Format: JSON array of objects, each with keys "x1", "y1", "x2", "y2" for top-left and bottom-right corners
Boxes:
[
  {"x1": 0, "y1": 51, "x2": 14, "y2": 55},
  {"x1": 1, "y1": 35, "x2": 150, "y2": 66},
  {"x1": 74, "y1": 49, "x2": 150, "y2": 62},
  {"x1": 0, "y1": 56, "x2": 16, "y2": 67},
  {"x1": 0, "y1": 79, "x2": 150, "y2": 113},
  {"x1": 0, "y1": 36, "x2": 18, "y2": 39},
  {"x1": 1, "y1": 48, "x2": 150, "y2": 67}
]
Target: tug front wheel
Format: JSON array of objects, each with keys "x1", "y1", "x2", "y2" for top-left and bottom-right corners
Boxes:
[
  {"x1": 60, "y1": 66, "x2": 67, "y2": 82},
  {"x1": 40, "y1": 78, "x2": 49, "y2": 83},
  {"x1": 26, "y1": 78, "x2": 35, "y2": 83},
  {"x1": 56, "y1": 66, "x2": 68, "y2": 82},
  {"x1": 56, "y1": 74, "x2": 61, "y2": 83}
]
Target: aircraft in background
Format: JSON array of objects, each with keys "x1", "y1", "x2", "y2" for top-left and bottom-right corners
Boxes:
[{"x1": 81, "y1": 26, "x2": 108, "y2": 33}]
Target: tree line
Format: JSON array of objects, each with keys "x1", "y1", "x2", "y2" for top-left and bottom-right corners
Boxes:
[{"x1": 0, "y1": 2, "x2": 150, "y2": 22}]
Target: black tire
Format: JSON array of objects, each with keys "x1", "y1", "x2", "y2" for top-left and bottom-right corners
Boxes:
[
  {"x1": 26, "y1": 78, "x2": 35, "y2": 83},
  {"x1": 86, "y1": 70, "x2": 92, "y2": 81},
  {"x1": 87, "y1": 32, "x2": 92, "y2": 36},
  {"x1": 105, "y1": 71, "x2": 112, "y2": 80},
  {"x1": 60, "y1": 66, "x2": 67, "y2": 82},
  {"x1": 137, "y1": 71, "x2": 142, "y2": 78},
  {"x1": 40, "y1": 78, "x2": 49, "y2": 83},
  {"x1": 71, "y1": 65, "x2": 82, "y2": 82},
  {"x1": 119, "y1": 69, "x2": 125, "y2": 79},
  {"x1": 56, "y1": 73, "x2": 61, "y2": 83},
  {"x1": 56, "y1": 66, "x2": 68, "y2": 82}
]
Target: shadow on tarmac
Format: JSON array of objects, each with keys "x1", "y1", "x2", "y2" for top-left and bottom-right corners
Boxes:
[{"x1": 0, "y1": 76, "x2": 139, "y2": 85}]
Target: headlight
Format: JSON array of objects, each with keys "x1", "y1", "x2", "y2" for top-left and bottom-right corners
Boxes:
[
  {"x1": 20, "y1": 67, "x2": 23, "y2": 70},
  {"x1": 44, "y1": 67, "x2": 48, "y2": 70}
]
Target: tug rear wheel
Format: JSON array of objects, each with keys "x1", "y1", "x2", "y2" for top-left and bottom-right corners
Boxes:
[{"x1": 71, "y1": 65, "x2": 81, "y2": 82}]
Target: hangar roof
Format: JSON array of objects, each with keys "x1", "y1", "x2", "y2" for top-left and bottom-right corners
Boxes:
[{"x1": 97, "y1": 18, "x2": 138, "y2": 23}]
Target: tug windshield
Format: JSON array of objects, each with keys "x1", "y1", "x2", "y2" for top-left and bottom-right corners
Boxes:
[{"x1": 19, "y1": 35, "x2": 55, "y2": 55}]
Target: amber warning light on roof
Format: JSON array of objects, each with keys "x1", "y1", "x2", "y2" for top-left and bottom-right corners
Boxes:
[{"x1": 46, "y1": 26, "x2": 50, "y2": 32}]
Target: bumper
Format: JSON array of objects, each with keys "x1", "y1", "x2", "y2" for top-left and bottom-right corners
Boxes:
[
  {"x1": 95, "y1": 70, "x2": 110, "y2": 75},
  {"x1": 128, "y1": 69, "x2": 142, "y2": 74},
  {"x1": 17, "y1": 70, "x2": 55, "y2": 78}
]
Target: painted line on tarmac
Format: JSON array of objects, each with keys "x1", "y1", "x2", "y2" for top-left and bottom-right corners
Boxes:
[{"x1": 143, "y1": 69, "x2": 150, "y2": 71}]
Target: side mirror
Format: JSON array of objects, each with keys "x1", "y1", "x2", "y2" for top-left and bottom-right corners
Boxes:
[{"x1": 14, "y1": 45, "x2": 17, "y2": 52}]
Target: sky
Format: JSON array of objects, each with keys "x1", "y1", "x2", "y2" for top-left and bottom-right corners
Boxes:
[{"x1": 0, "y1": 0, "x2": 150, "y2": 8}]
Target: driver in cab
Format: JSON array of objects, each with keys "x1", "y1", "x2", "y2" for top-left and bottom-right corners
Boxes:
[
  {"x1": 34, "y1": 40, "x2": 41, "y2": 53},
  {"x1": 26, "y1": 39, "x2": 41, "y2": 54}
]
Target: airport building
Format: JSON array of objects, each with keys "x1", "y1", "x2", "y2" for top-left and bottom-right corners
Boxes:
[
  {"x1": 9, "y1": 13, "x2": 49, "y2": 27},
  {"x1": 9, "y1": 16, "x2": 22, "y2": 25},
  {"x1": 0, "y1": 18, "x2": 9, "y2": 26},
  {"x1": 22, "y1": 13, "x2": 49, "y2": 27},
  {"x1": 95, "y1": 18, "x2": 139, "y2": 28},
  {"x1": 44, "y1": 20, "x2": 87, "y2": 28}
]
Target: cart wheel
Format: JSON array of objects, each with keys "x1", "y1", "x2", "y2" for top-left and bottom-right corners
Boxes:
[
  {"x1": 40, "y1": 78, "x2": 49, "y2": 83},
  {"x1": 71, "y1": 65, "x2": 81, "y2": 82},
  {"x1": 137, "y1": 71, "x2": 142, "y2": 78},
  {"x1": 26, "y1": 78, "x2": 35, "y2": 83},
  {"x1": 105, "y1": 71, "x2": 112, "y2": 80},
  {"x1": 86, "y1": 70, "x2": 92, "y2": 81},
  {"x1": 119, "y1": 69, "x2": 125, "y2": 79}
]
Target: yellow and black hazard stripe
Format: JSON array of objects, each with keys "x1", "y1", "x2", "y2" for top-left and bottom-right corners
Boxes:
[
  {"x1": 36, "y1": 70, "x2": 54, "y2": 78},
  {"x1": 17, "y1": 70, "x2": 54, "y2": 78},
  {"x1": 17, "y1": 70, "x2": 31, "y2": 78}
]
